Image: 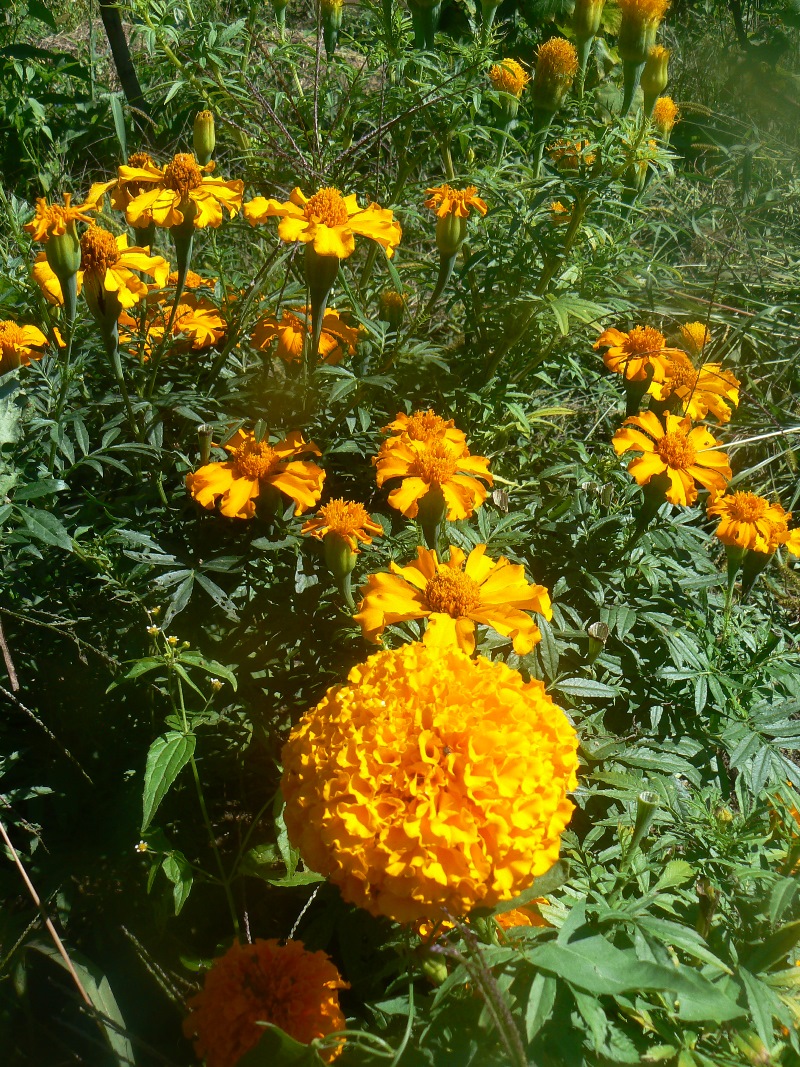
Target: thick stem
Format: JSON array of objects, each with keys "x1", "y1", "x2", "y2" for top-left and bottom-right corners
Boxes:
[
  {"x1": 575, "y1": 35, "x2": 594, "y2": 98},
  {"x1": 621, "y1": 59, "x2": 645, "y2": 117},
  {"x1": 531, "y1": 109, "x2": 555, "y2": 179},
  {"x1": 426, "y1": 252, "x2": 458, "y2": 313}
]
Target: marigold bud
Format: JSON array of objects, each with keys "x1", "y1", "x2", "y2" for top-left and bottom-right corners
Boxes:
[
  {"x1": 617, "y1": 0, "x2": 669, "y2": 63},
  {"x1": 435, "y1": 213, "x2": 468, "y2": 257},
  {"x1": 321, "y1": 0, "x2": 344, "y2": 56},
  {"x1": 378, "y1": 290, "x2": 406, "y2": 328},
  {"x1": 531, "y1": 37, "x2": 579, "y2": 113},
  {"x1": 45, "y1": 229, "x2": 81, "y2": 283},
  {"x1": 572, "y1": 0, "x2": 605, "y2": 41},
  {"x1": 197, "y1": 423, "x2": 214, "y2": 464},
  {"x1": 192, "y1": 110, "x2": 215, "y2": 166},
  {"x1": 641, "y1": 45, "x2": 669, "y2": 115}
]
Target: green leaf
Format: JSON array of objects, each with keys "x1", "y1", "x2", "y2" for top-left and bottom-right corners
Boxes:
[
  {"x1": 237, "y1": 1023, "x2": 325, "y2": 1066},
  {"x1": 141, "y1": 732, "x2": 196, "y2": 832},
  {"x1": 740, "y1": 968, "x2": 781, "y2": 1047},
  {"x1": 178, "y1": 651, "x2": 238, "y2": 691},
  {"x1": 554, "y1": 677, "x2": 620, "y2": 699},
  {"x1": 770, "y1": 877, "x2": 799, "y2": 924},
  {"x1": 744, "y1": 920, "x2": 800, "y2": 974},
  {"x1": 525, "y1": 971, "x2": 556, "y2": 1040},
  {"x1": 484, "y1": 861, "x2": 569, "y2": 916},
  {"x1": 655, "y1": 860, "x2": 695, "y2": 890},
  {"x1": 18, "y1": 507, "x2": 72, "y2": 551},
  {"x1": 107, "y1": 657, "x2": 164, "y2": 692},
  {"x1": 162, "y1": 851, "x2": 194, "y2": 915}
]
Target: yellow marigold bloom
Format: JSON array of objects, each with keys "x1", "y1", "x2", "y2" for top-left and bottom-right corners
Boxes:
[
  {"x1": 707, "y1": 492, "x2": 800, "y2": 556},
  {"x1": 301, "y1": 499, "x2": 384, "y2": 551},
  {"x1": 424, "y1": 185, "x2": 488, "y2": 220},
  {"x1": 652, "y1": 95, "x2": 680, "y2": 135},
  {"x1": 680, "y1": 321, "x2": 711, "y2": 355},
  {"x1": 375, "y1": 436, "x2": 492, "y2": 521},
  {"x1": 382, "y1": 409, "x2": 467, "y2": 450},
  {"x1": 183, "y1": 939, "x2": 347, "y2": 1067},
  {"x1": 32, "y1": 252, "x2": 84, "y2": 306},
  {"x1": 186, "y1": 429, "x2": 325, "y2": 519},
  {"x1": 648, "y1": 349, "x2": 740, "y2": 423},
  {"x1": 121, "y1": 152, "x2": 244, "y2": 229},
  {"x1": 618, "y1": 0, "x2": 670, "y2": 26},
  {"x1": 280, "y1": 641, "x2": 579, "y2": 923},
  {"x1": 83, "y1": 153, "x2": 164, "y2": 230},
  {"x1": 489, "y1": 58, "x2": 530, "y2": 97},
  {"x1": 79, "y1": 226, "x2": 169, "y2": 309},
  {"x1": 595, "y1": 324, "x2": 684, "y2": 382},
  {"x1": 495, "y1": 901, "x2": 550, "y2": 930},
  {"x1": 354, "y1": 544, "x2": 552, "y2": 655},
  {"x1": 532, "y1": 38, "x2": 579, "y2": 111},
  {"x1": 0, "y1": 321, "x2": 49, "y2": 373},
  {"x1": 550, "y1": 200, "x2": 571, "y2": 225},
  {"x1": 23, "y1": 192, "x2": 96, "y2": 243},
  {"x1": 612, "y1": 410, "x2": 731, "y2": 506},
  {"x1": 132, "y1": 294, "x2": 226, "y2": 354},
  {"x1": 548, "y1": 138, "x2": 596, "y2": 170},
  {"x1": 251, "y1": 306, "x2": 359, "y2": 365},
  {"x1": 243, "y1": 187, "x2": 402, "y2": 260}
]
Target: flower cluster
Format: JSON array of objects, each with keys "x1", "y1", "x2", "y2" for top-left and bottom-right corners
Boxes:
[{"x1": 280, "y1": 641, "x2": 579, "y2": 922}]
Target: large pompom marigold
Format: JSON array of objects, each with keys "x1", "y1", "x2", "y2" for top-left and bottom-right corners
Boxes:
[
  {"x1": 183, "y1": 938, "x2": 348, "y2": 1067},
  {"x1": 281, "y1": 642, "x2": 579, "y2": 923}
]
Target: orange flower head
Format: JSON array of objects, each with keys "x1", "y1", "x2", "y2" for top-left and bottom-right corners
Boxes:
[
  {"x1": 0, "y1": 320, "x2": 50, "y2": 373},
  {"x1": 183, "y1": 938, "x2": 347, "y2": 1067},
  {"x1": 612, "y1": 410, "x2": 731, "y2": 506},
  {"x1": 594, "y1": 324, "x2": 684, "y2": 381},
  {"x1": 354, "y1": 543, "x2": 552, "y2": 655},
  {"x1": 707, "y1": 492, "x2": 798, "y2": 555},
  {"x1": 120, "y1": 152, "x2": 243, "y2": 230},
  {"x1": 532, "y1": 38, "x2": 578, "y2": 111},
  {"x1": 652, "y1": 96, "x2": 680, "y2": 135},
  {"x1": 495, "y1": 901, "x2": 550, "y2": 931},
  {"x1": 251, "y1": 306, "x2": 359, "y2": 365},
  {"x1": 186, "y1": 429, "x2": 325, "y2": 519},
  {"x1": 280, "y1": 641, "x2": 579, "y2": 922},
  {"x1": 80, "y1": 225, "x2": 120, "y2": 275},
  {"x1": 78, "y1": 226, "x2": 170, "y2": 310},
  {"x1": 24, "y1": 192, "x2": 96, "y2": 243},
  {"x1": 648, "y1": 349, "x2": 739, "y2": 423},
  {"x1": 489, "y1": 58, "x2": 530, "y2": 98},
  {"x1": 301, "y1": 499, "x2": 384, "y2": 552},
  {"x1": 550, "y1": 200, "x2": 571, "y2": 225},
  {"x1": 424, "y1": 185, "x2": 488, "y2": 220},
  {"x1": 382, "y1": 409, "x2": 467, "y2": 450},
  {"x1": 680, "y1": 321, "x2": 711, "y2": 355},
  {"x1": 375, "y1": 436, "x2": 492, "y2": 521}
]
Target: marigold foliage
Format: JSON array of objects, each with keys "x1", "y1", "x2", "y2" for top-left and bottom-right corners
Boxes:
[
  {"x1": 281, "y1": 641, "x2": 579, "y2": 923},
  {"x1": 183, "y1": 939, "x2": 347, "y2": 1067}
]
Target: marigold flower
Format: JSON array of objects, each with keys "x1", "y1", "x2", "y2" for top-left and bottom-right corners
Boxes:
[
  {"x1": 375, "y1": 436, "x2": 492, "y2": 521},
  {"x1": 382, "y1": 409, "x2": 467, "y2": 450},
  {"x1": 531, "y1": 38, "x2": 579, "y2": 112},
  {"x1": 183, "y1": 939, "x2": 347, "y2": 1067},
  {"x1": 595, "y1": 324, "x2": 684, "y2": 382},
  {"x1": 80, "y1": 226, "x2": 170, "y2": 310},
  {"x1": 618, "y1": 0, "x2": 670, "y2": 62},
  {"x1": 243, "y1": 187, "x2": 401, "y2": 260},
  {"x1": 707, "y1": 492, "x2": 800, "y2": 556},
  {"x1": 280, "y1": 641, "x2": 579, "y2": 923},
  {"x1": 301, "y1": 499, "x2": 384, "y2": 551},
  {"x1": 550, "y1": 200, "x2": 571, "y2": 225},
  {"x1": 186, "y1": 429, "x2": 325, "y2": 519},
  {"x1": 680, "y1": 321, "x2": 711, "y2": 355},
  {"x1": 82, "y1": 153, "x2": 164, "y2": 231},
  {"x1": 23, "y1": 192, "x2": 97, "y2": 243},
  {"x1": 0, "y1": 321, "x2": 50, "y2": 373},
  {"x1": 251, "y1": 306, "x2": 359, "y2": 365},
  {"x1": 652, "y1": 95, "x2": 680, "y2": 136},
  {"x1": 548, "y1": 138, "x2": 596, "y2": 170},
  {"x1": 121, "y1": 153, "x2": 244, "y2": 229},
  {"x1": 495, "y1": 902, "x2": 550, "y2": 930},
  {"x1": 126, "y1": 293, "x2": 226, "y2": 354},
  {"x1": 424, "y1": 185, "x2": 488, "y2": 221},
  {"x1": 648, "y1": 349, "x2": 740, "y2": 423},
  {"x1": 612, "y1": 410, "x2": 731, "y2": 506},
  {"x1": 32, "y1": 253, "x2": 84, "y2": 306},
  {"x1": 354, "y1": 544, "x2": 552, "y2": 655},
  {"x1": 488, "y1": 58, "x2": 530, "y2": 98}
]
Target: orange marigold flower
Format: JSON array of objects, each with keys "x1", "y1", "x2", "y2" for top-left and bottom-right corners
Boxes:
[
  {"x1": 594, "y1": 324, "x2": 684, "y2": 382},
  {"x1": 186, "y1": 429, "x2": 325, "y2": 519},
  {"x1": 680, "y1": 321, "x2": 711, "y2": 355},
  {"x1": 375, "y1": 437, "x2": 491, "y2": 521},
  {"x1": 488, "y1": 58, "x2": 530, "y2": 98},
  {"x1": 652, "y1": 96, "x2": 680, "y2": 135},
  {"x1": 120, "y1": 292, "x2": 226, "y2": 356},
  {"x1": 424, "y1": 185, "x2": 489, "y2": 220},
  {"x1": 23, "y1": 192, "x2": 97, "y2": 243},
  {"x1": 82, "y1": 153, "x2": 165, "y2": 231},
  {"x1": 32, "y1": 252, "x2": 84, "y2": 306},
  {"x1": 382, "y1": 409, "x2": 467, "y2": 450},
  {"x1": 707, "y1": 492, "x2": 800, "y2": 556},
  {"x1": 301, "y1": 499, "x2": 384, "y2": 552},
  {"x1": 532, "y1": 38, "x2": 578, "y2": 111},
  {"x1": 612, "y1": 410, "x2": 731, "y2": 506},
  {"x1": 550, "y1": 200, "x2": 571, "y2": 225},
  {"x1": 647, "y1": 349, "x2": 740, "y2": 423},
  {"x1": 495, "y1": 901, "x2": 550, "y2": 930},
  {"x1": 251, "y1": 306, "x2": 359, "y2": 365},
  {"x1": 243, "y1": 186, "x2": 402, "y2": 260},
  {"x1": 80, "y1": 225, "x2": 170, "y2": 310},
  {"x1": 548, "y1": 138, "x2": 596, "y2": 170},
  {"x1": 0, "y1": 320, "x2": 50, "y2": 374},
  {"x1": 183, "y1": 939, "x2": 348, "y2": 1067},
  {"x1": 280, "y1": 641, "x2": 579, "y2": 923},
  {"x1": 121, "y1": 153, "x2": 244, "y2": 230},
  {"x1": 353, "y1": 544, "x2": 552, "y2": 655}
]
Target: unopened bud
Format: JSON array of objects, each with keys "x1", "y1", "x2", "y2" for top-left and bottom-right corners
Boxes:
[
  {"x1": 378, "y1": 290, "x2": 406, "y2": 328},
  {"x1": 587, "y1": 621, "x2": 609, "y2": 663},
  {"x1": 572, "y1": 0, "x2": 605, "y2": 40},
  {"x1": 45, "y1": 229, "x2": 81, "y2": 283},
  {"x1": 193, "y1": 110, "x2": 216, "y2": 166},
  {"x1": 435, "y1": 213, "x2": 468, "y2": 257},
  {"x1": 321, "y1": 0, "x2": 343, "y2": 56},
  {"x1": 197, "y1": 423, "x2": 214, "y2": 464},
  {"x1": 715, "y1": 806, "x2": 733, "y2": 826}
]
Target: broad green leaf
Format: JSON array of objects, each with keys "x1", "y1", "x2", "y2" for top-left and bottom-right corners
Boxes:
[
  {"x1": 141, "y1": 732, "x2": 196, "y2": 832},
  {"x1": 161, "y1": 851, "x2": 193, "y2": 915},
  {"x1": 655, "y1": 860, "x2": 695, "y2": 890},
  {"x1": 19, "y1": 507, "x2": 73, "y2": 551},
  {"x1": 525, "y1": 971, "x2": 556, "y2": 1040},
  {"x1": 739, "y1": 968, "x2": 781, "y2": 1048},
  {"x1": 178, "y1": 650, "x2": 238, "y2": 691},
  {"x1": 744, "y1": 920, "x2": 800, "y2": 974},
  {"x1": 237, "y1": 1023, "x2": 325, "y2": 1066},
  {"x1": 107, "y1": 657, "x2": 164, "y2": 692},
  {"x1": 554, "y1": 677, "x2": 620, "y2": 699}
]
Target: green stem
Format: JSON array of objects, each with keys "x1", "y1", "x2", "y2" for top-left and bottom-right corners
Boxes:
[
  {"x1": 103, "y1": 323, "x2": 142, "y2": 440},
  {"x1": 146, "y1": 230, "x2": 193, "y2": 399},
  {"x1": 575, "y1": 35, "x2": 594, "y2": 98},
  {"x1": 426, "y1": 252, "x2": 457, "y2": 313}
]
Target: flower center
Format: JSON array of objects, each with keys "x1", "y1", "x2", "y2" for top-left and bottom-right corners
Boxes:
[
  {"x1": 404, "y1": 410, "x2": 449, "y2": 442},
  {"x1": 424, "y1": 570, "x2": 481, "y2": 618},
  {"x1": 304, "y1": 188, "x2": 349, "y2": 228},
  {"x1": 128, "y1": 151, "x2": 153, "y2": 169},
  {"x1": 163, "y1": 153, "x2": 203, "y2": 195},
  {"x1": 80, "y1": 226, "x2": 120, "y2": 275},
  {"x1": 727, "y1": 492, "x2": 769, "y2": 523},
  {"x1": 318, "y1": 498, "x2": 370, "y2": 534},
  {"x1": 657, "y1": 430, "x2": 696, "y2": 469},
  {"x1": 0, "y1": 321, "x2": 25, "y2": 351},
  {"x1": 624, "y1": 325, "x2": 665, "y2": 357},
  {"x1": 664, "y1": 352, "x2": 698, "y2": 391},
  {"x1": 680, "y1": 322, "x2": 710, "y2": 354},
  {"x1": 409, "y1": 441, "x2": 460, "y2": 485},
  {"x1": 232, "y1": 439, "x2": 280, "y2": 479}
]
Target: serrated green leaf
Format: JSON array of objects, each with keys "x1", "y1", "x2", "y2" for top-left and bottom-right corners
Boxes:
[{"x1": 141, "y1": 732, "x2": 196, "y2": 832}]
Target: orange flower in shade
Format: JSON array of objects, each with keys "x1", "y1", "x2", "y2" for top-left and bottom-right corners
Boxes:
[
  {"x1": 680, "y1": 321, "x2": 711, "y2": 356},
  {"x1": 495, "y1": 901, "x2": 550, "y2": 931},
  {"x1": 251, "y1": 306, "x2": 359, "y2": 365},
  {"x1": 0, "y1": 321, "x2": 50, "y2": 373},
  {"x1": 548, "y1": 138, "x2": 596, "y2": 170},
  {"x1": 375, "y1": 437, "x2": 492, "y2": 521},
  {"x1": 186, "y1": 429, "x2": 325, "y2": 519},
  {"x1": 595, "y1": 324, "x2": 685, "y2": 382},
  {"x1": 707, "y1": 492, "x2": 800, "y2": 556},
  {"x1": 612, "y1": 410, "x2": 731, "y2": 506},
  {"x1": 354, "y1": 544, "x2": 552, "y2": 655},
  {"x1": 488, "y1": 58, "x2": 530, "y2": 97},
  {"x1": 280, "y1": 641, "x2": 579, "y2": 923},
  {"x1": 23, "y1": 192, "x2": 96, "y2": 243},
  {"x1": 550, "y1": 200, "x2": 571, "y2": 225},
  {"x1": 652, "y1": 96, "x2": 680, "y2": 135},
  {"x1": 183, "y1": 939, "x2": 348, "y2": 1067},
  {"x1": 243, "y1": 187, "x2": 402, "y2": 260},
  {"x1": 647, "y1": 349, "x2": 740, "y2": 423},
  {"x1": 79, "y1": 226, "x2": 170, "y2": 309},
  {"x1": 121, "y1": 153, "x2": 244, "y2": 229},
  {"x1": 121, "y1": 293, "x2": 226, "y2": 356},
  {"x1": 382, "y1": 409, "x2": 467, "y2": 451},
  {"x1": 301, "y1": 499, "x2": 384, "y2": 552},
  {"x1": 424, "y1": 185, "x2": 488, "y2": 220},
  {"x1": 82, "y1": 153, "x2": 165, "y2": 231},
  {"x1": 32, "y1": 253, "x2": 84, "y2": 305}
]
